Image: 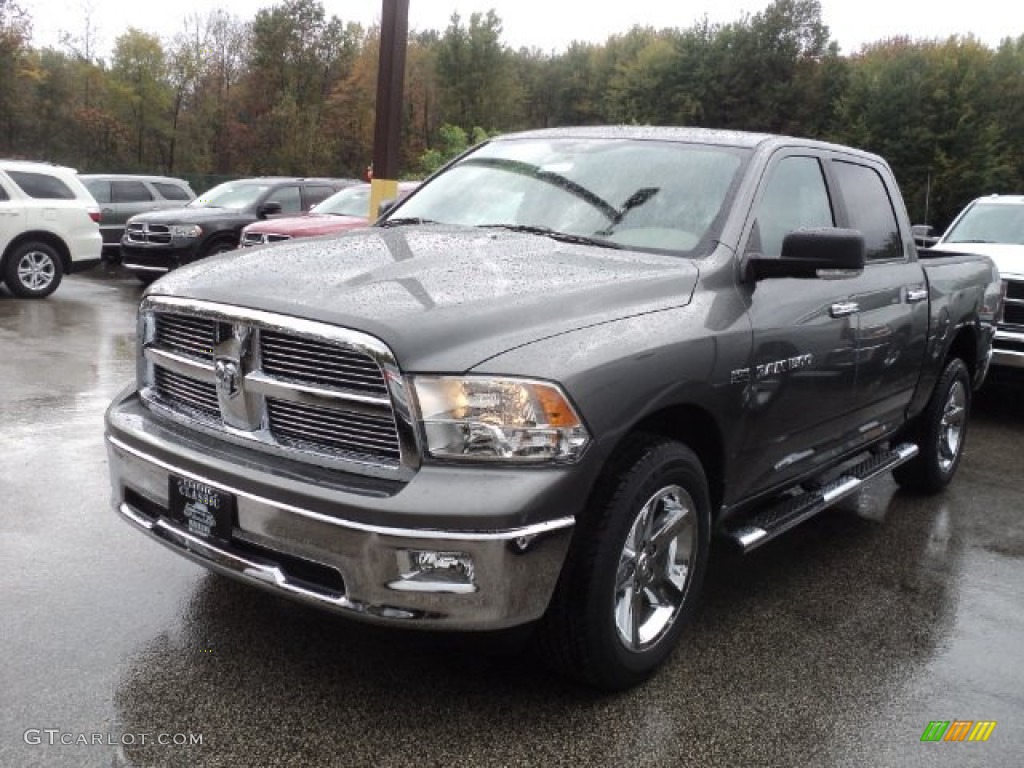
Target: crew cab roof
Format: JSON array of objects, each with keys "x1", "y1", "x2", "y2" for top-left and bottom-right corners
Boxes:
[{"x1": 498, "y1": 125, "x2": 887, "y2": 163}]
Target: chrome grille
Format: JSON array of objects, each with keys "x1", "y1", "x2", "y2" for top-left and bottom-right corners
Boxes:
[
  {"x1": 241, "y1": 232, "x2": 292, "y2": 247},
  {"x1": 153, "y1": 368, "x2": 219, "y2": 421},
  {"x1": 141, "y1": 301, "x2": 408, "y2": 474},
  {"x1": 1004, "y1": 280, "x2": 1024, "y2": 327},
  {"x1": 155, "y1": 314, "x2": 222, "y2": 361},
  {"x1": 126, "y1": 222, "x2": 172, "y2": 244},
  {"x1": 260, "y1": 331, "x2": 388, "y2": 396},
  {"x1": 267, "y1": 398, "x2": 401, "y2": 462}
]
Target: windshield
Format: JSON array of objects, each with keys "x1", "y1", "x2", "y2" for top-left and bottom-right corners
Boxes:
[
  {"x1": 315, "y1": 185, "x2": 371, "y2": 217},
  {"x1": 190, "y1": 182, "x2": 269, "y2": 210},
  {"x1": 945, "y1": 201, "x2": 1024, "y2": 245},
  {"x1": 387, "y1": 137, "x2": 748, "y2": 255}
]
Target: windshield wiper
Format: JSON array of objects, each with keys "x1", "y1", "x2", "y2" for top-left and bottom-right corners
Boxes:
[
  {"x1": 378, "y1": 217, "x2": 438, "y2": 228},
  {"x1": 480, "y1": 224, "x2": 625, "y2": 249}
]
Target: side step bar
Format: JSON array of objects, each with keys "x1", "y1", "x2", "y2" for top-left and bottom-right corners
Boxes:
[{"x1": 726, "y1": 442, "x2": 919, "y2": 553}]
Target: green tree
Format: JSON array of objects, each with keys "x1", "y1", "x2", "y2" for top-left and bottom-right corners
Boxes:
[
  {"x1": 242, "y1": 0, "x2": 362, "y2": 174},
  {"x1": 836, "y1": 36, "x2": 1005, "y2": 228},
  {"x1": 110, "y1": 28, "x2": 171, "y2": 169},
  {"x1": 436, "y1": 11, "x2": 518, "y2": 133},
  {"x1": 0, "y1": 0, "x2": 32, "y2": 151}
]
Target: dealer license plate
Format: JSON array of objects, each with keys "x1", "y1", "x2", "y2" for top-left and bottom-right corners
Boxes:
[{"x1": 168, "y1": 476, "x2": 235, "y2": 541}]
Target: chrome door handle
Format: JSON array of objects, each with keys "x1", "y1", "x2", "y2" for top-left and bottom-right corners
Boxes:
[
  {"x1": 906, "y1": 287, "x2": 929, "y2": 303},
  {"x1": 829, "y1": 301, "x2": 860, "y2": 318}
]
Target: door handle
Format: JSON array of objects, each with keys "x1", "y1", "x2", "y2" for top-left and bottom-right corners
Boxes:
[
  {"x1": 829, "y1": 301, "x2": 860, "y2": 318},
  {"x1": 906, "y1": 287, "x2": 929, "y2": 303}
]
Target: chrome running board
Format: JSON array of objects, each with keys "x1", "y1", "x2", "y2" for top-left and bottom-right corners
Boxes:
[{"x1": 726, "y1": 443, "x2": 919, "y2": 553}]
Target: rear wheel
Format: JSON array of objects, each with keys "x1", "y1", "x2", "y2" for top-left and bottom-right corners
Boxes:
[
  {"x1": 539, "y1": 435, "x2": 711, "y2": 690},
  {"x1": 894, "y1": 357, "x2": 971, "y2": 494},
  {"x1": 4, "y1": 241, "x2": 64, "y2": 298}
]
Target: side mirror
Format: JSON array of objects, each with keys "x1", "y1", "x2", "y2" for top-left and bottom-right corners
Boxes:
[
  {"x1": 377, "y1": 198, "x2": 399, "y2": 218},
  {"x1": 911, "y1": 224, "x2": 938, "y2": 248},
  {"x1": 258, "y1": 201, "x2": 283, "y2": 218},
  {"x1": 745, "y1": 228, "x2": 865, "y2": 281}
]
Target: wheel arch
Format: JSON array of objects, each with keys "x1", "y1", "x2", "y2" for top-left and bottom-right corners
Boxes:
[
  {"x1": 2, "y1": 231, "x2": 72, "y2": 274},
  {"x1": 606, "y1": 404, "x2": 726, "y2": 520},
  {"x1": 944, "y1": 323, "x2": 979, "y2": 382}
]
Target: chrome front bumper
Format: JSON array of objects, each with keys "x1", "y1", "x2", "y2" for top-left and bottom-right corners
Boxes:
[
  {"x1": 106, "y1": 402, "x2": 577, "y2": 630},
  {"x1": 992, "y1": 328, "x2": 1024, "y2": 370}
]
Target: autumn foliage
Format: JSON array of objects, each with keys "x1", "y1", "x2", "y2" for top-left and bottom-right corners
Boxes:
[{"x1": 1, "y1": 0, "x2": 1022, "y2": 231}]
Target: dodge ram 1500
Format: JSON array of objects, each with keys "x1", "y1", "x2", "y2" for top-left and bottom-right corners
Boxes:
[{"x1": 105, "y1": 127, "x2": 1001, "y2": 689}]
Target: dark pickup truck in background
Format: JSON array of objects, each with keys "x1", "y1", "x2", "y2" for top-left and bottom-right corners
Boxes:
[
  {"x1": 119, "y1": 177, "x2": 355, "y2": 284},
  {"x1": 105, "y1": 127, "x2": 1001, "y2": 689}
]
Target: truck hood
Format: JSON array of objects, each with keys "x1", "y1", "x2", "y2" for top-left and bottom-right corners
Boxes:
[
  {"x1": 930, "y1": 242, "x2": 1024, "y2": 279},
  {"x1": 148, "y1": 225, "x2": 699, "y2": 371},
  {"x1": 129, "y1": 207, "x2": 253, "y2": 226},
  {"x1": 245, "y1": 214, "x2": 368, "y2": 237}
]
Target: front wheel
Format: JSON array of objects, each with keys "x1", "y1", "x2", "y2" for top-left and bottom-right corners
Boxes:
[
  {"x1": 894, "y1": 357, "x2": 971, "y2": 494},
  {"x1": 539, "y1": 435, "x2": 711, "y2": 690},
  {"x1": 202, "y1": 239, "x2": 236, "y2": 258},
  {"x1": 4, "y1": 241, "x2": 64, "y2": 298}
]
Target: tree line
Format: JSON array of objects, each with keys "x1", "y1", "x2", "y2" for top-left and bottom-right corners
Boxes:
[{"x1": 1, "y1": 0, "x2": 1022, "y2": 230}]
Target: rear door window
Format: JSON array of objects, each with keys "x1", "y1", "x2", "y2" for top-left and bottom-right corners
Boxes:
[
  {"x1": 832, "y1": 161, "x2": 903, "y2": 261},
  {"x1": 152, "y1": 182, "x2": 192, "y2": 201},
  {"x1": 7, "y1": 171, "x2": 76, "y2": 200},
  {"x1": 303, "y1": 185, "x2": 337, "y2": 209},
  {"x1": 83, "y1": 179, "x2": 111, "y2": 203},
  {"x1": 111, "y1": 180, "x2": 154, "y2": 203}
]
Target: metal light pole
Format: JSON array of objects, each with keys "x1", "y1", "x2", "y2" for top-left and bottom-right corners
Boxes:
[{"x1": 369, "y1": 0, "x2": 409, "y2": 220}]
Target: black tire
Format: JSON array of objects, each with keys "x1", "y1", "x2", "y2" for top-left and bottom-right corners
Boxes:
[
  {"x1": 4, "y1": 241, "x2": 64, "y2": 298},
  {"x1": 202, "y1": 238, "x2": 236, "y2": 258},
  {"x1": 894, "y1": 357, "x2": 971, "y2": 494},
  {"x1": 539, "y1": 435, "x2": 711, "y2": 690}
]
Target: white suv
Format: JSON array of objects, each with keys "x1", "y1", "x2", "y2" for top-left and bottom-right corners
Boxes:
[{"x1": 0, "y1": 160, "x2": 102, "y2": 298}]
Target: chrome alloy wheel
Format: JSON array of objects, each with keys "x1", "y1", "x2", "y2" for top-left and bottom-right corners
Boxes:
[
  {"x1": 938, "y1": 379, "x2": 966, "y2": 473},
  {"x1": 17, "y1": 249, "x2": 57, "y2": 292},
  {"x1": 614, "y1": 484, "x2": 697, "y2": 651}
]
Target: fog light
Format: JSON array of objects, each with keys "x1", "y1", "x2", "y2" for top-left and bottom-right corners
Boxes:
[{"x1": 390, "y1": 550, "x2": 477, "y2": 594}]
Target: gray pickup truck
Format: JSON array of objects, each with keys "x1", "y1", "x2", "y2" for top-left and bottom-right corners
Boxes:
[{"x1": 105, "y1": 127, "x2": 1001, "y2": 689}]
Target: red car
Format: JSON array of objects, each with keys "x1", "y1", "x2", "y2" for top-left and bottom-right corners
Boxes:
[{"x1": 239, "y1": 182, "x2": 418, "y2": 247}]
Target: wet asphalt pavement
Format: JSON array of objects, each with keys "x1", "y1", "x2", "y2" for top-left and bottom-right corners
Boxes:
[{"x1": 2, "y1": 266, "x2": 1023, "y2": 767}]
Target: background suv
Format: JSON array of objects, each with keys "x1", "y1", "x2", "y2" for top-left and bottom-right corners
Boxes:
[
  {"x1": 80, "y1": 174, "x2": 195, "y2": 255},
  {"x1": 120, "y1": 177, "x2": 357, "y2": 283},
  {"x1": 0, "y1": 159, "x2": 102, "y2": 298}
]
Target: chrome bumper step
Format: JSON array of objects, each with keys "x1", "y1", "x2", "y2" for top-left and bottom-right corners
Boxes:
[{"x1": 726, "y1": 442, "x2": 919, "y2": 553}]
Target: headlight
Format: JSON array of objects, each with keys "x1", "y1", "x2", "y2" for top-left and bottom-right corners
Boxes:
[
  {"x1": 170, "y1": 224, "x2": 202, "y2": 239},
  {"x1": 413, "y1": 376, "x2": 590, "y2": 462}
]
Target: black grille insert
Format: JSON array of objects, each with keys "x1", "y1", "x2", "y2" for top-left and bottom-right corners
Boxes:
[
  {"x1": 260, "y1": 331, "x2": 388, "y2": 396},
  {"x1": 267, "y1": 397, "x2": 400, "y2": 462}
]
